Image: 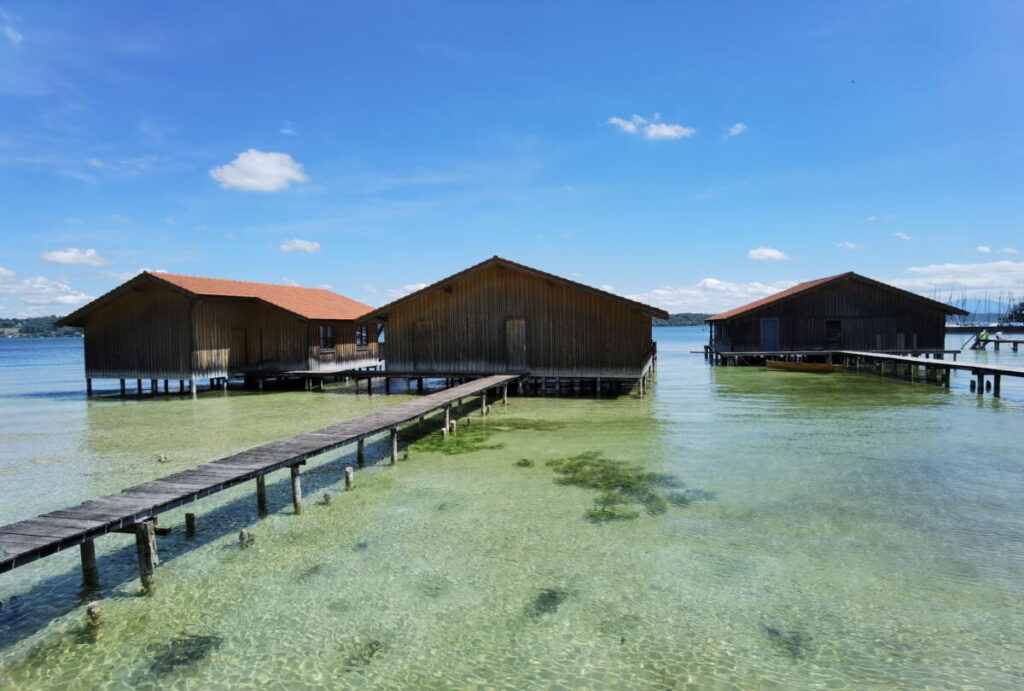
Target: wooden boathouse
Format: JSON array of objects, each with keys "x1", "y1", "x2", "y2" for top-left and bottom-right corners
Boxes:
[
  {"x1": 56, "y1": 272, "x2": 381, "y2": 396},
  {"x1": 706, "y1": 271, "x2": 967, "y2": 363},
  {"x1": 357, "y1": 256, "x2": 668, "y2": 393}
]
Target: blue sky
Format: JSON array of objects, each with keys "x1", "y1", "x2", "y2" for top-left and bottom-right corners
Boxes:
[{"x1": 1, "y1": 1, "x2": 1023, "y2": 316}]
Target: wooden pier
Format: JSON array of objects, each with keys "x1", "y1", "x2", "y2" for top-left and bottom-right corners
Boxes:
[
  {"x1": 839, "y1": 351, "x2": 1024, "y2": 397},
  {"x1": 0, "y1": 374, "x2": 521, "y2": 587},
  {"x1": 978, "y1": 339, "x2": 1024, "y2": 352}
]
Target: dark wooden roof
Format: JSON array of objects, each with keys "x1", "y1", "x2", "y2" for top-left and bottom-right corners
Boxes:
[
  {"x1": 706, "y1": 271, "x2": 969, "y2": 321},
  {"x1": 56, "y1": 272, "x2": 373, "y2": 327},
  {"x1": 358, "y1": 256, "x2": 670, "y2": 321}
]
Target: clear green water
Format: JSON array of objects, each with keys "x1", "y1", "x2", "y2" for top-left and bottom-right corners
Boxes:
[{"x1": 1, "y1": 330, "x2": 1022, "y2": 688}]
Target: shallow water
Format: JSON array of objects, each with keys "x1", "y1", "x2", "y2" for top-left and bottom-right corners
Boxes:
[{"x1": 1, "y1": 330, "x2": 1022, "y2": 688}]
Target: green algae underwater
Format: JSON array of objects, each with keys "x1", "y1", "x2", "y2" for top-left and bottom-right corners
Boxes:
[{"x1": 1, "y1": 330, "x2": 1023, "y2": 689}]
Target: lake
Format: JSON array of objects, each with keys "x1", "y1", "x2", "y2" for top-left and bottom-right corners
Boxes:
[{"x1": 1, "y1": 328, "x2": 1022, "y2": 688}]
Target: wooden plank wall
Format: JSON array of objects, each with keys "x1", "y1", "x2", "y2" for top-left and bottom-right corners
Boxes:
[
  {"x1": 715, "y1": 280, "x2": 947, "y2": 352},
  {"x1": 82, "y1": 283, "x2": 192, "y2": 379},
  {"x1": 305, "y1": 320, "x2": 382, "y2": 371},
  {"x1": 192, "y1": 298, "x2": 309, "y2": 376},
  {"x1": 379, "y1": 265, "x2": 652, "y2": 377}
]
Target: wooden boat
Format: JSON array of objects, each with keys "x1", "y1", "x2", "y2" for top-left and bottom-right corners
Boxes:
[{"x1": 766, "y1": 360, "x2": 843, "y2": 373}]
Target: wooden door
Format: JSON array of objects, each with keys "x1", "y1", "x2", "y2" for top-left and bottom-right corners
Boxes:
[
  {"x1": 414, "y1": 321, "x2": 434, "y2": 371},
  {"x1": 759, "y1": 318, "x2": 780, "y2": 351},
  {"x1": 506, "y1": 319, "x2": 526, "y2": 370},
  {"x1": 229, "y1": 328, "x2": 248, "y2": 369}
]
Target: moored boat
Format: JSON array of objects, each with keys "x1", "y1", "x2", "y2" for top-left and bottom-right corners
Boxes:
[{"x1": 766, "y1": 360, "x2": 843, "y2": 373}]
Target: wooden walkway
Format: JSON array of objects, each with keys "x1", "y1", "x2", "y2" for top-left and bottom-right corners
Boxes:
[
  {"x1": 839, "y1": 351, "x2": 1024, "y2": 396},
  {"x1": 0, "y1": 374, "x2": 521, "y2": 583}
]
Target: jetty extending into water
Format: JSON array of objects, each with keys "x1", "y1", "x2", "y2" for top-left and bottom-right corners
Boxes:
[{"x1": 0, "y1": 375, "x2": 521, "y2": 589}]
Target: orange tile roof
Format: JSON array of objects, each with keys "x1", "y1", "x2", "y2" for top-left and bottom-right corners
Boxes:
[
  {"x1": 148, "y1": 272, "x2": 372, "y2": 320},
  {"x1": 706, "y1": 271, "x2": 968, "y2": 321}
]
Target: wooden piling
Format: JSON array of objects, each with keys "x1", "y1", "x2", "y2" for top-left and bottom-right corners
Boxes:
[
  {"x1": 136, "y1": 378, "x2": 142, "y2": 395},
  {"x1": 502, "y1": 384, "x2": 508, "y2": 405},
  {"x1": 86, "y1": 378, "x2": 93, "y2": 397},
  {"x1": 185, "y1": 512, "x2": 196, "y2": 537},
  {"x1": 178, "y1": 379, "x2": 184, "y2": 393},
  {"x1": 390, "y1": 427, "x2": 398, "y2": 464},
  {"x1": 357, "y1": 439, "x2": 365, "y2": 467},
  {"x1": 993, "y1": 374, "x2": 1001, "y2": 397},
  {"x1": 385, "y1": 377, "x2": 391, "y2": 393},
  {"x1": 417, "y1": 378, "x2": 424, "y2": 393},
  {"x1": 344, "y1": 466, "x2": 354, "y2": 490},
  {"x1": 190, "y1": 376, "x2": 197, "y2": 399},
  {"x1": 80, "y1": 539, "x2": 99, "y2": 587},
  {"x1": 151, "y1": 379, "x2": 157, "y2": 394},
  {"x1": 164, "y1": 379, "x2": 169, "y2": 393},
  {"x1": 976, "y1": 372, "x2": 984, "y2": 393},
  {"x1": 134, "y1": 520, "x2": 158, "y2": 590},
  {"x1": 443, "y1": 405, "x2": 451, "y2": 438},
  {"x1": 120, "y1": 379, "x2": 126, "y2": 396},
  {"x1": 256, "y1": 475, "x2": 268, "y2": 517},
  {"x1": 290, "y1": 465, "x2": 303, "y2": 515}
]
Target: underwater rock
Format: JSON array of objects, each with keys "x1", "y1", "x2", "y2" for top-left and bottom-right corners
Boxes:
[
  {"x1": 352, "y1": 540, "x2": 370, "y2": 552},
  {"x1": 148, "y1": 634, "x2": 224, "y2": 676},
  {"x1": 238, "y1": 530, "x2": 255, "y2": 548},
  {"x1": 317, "y1": 493, "x2": 332, "y2": 506},
  {"x1": 524, "y1": 588, "x2": 570, "y2": 619},
  {"x1": 343, "y1": 638, "x2": 386, "y2": 667},
  {"x1": 514, "y1": 458, "x2": 534, "y2": 467},
  {"x1": 86, "y1": 602, "x2": 102, "y2": 625},
  {"x1": 764, "y1": 626, "x2": 812, "y2": 661},
  {"x1": 154, "y1": 454, "x2": 170, "y2": 463},
  {"x1": 297, "y1": 564, "x2": 328, "y2": 582}
]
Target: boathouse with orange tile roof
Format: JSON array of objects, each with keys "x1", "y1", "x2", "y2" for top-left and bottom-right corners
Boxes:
[
  {"x1": 705, "y1": 271, "x2": 967, "y2": 356},
  {"x1": 57, "y1": 271, "x2": 380, "y2": 395}
]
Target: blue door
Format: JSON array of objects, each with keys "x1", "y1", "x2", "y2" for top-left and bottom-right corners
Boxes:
[{"x1": 760, "y1": 318, "x2": 780, "y2": 351}]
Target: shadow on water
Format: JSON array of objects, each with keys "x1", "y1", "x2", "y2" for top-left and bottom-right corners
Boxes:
[{"x1": 0, "y1": 445, "x2": 391, "y2": 650}]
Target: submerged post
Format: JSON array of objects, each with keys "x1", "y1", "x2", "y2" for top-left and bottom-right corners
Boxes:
[
  {"x1": 185, "y1": 512, "x2": 196, "y2": 538},
  {"x1": 290, "y1": 465, "x2": 303, "y2": 515},
  {"x1": 80, "y1": 539, "x2": 99, "y2": 587},
  {"x1": 357, "y1": 438, "x2": 366, "y2": 467},
  {"x1": 502, "y1": 384, "x2": 508, "y2": 406},
  {"x1": 256, "y1": 475, "x2": 268, "y2": 517},
  {"x1": 134, "y1": 519, "x2": 159, "y2": 591},
  {"x1": 975, "y1": 372, "x2": 984, "y2": 394},
  {"x1": 345, "y1": 466, "x2": 354, "y2": 490},
  {"x1": 390, "y1": 427, "x2": 398, "y2": 464},
  {"x1": 993, "y1": 374, "x2": 1001, "y2": 397}
]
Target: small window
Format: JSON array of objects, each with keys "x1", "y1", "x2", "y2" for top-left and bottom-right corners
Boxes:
[
  {"x1": 319, "y1": 325, "x2": 334, "y2": 349},
  {"x1": 355, "y1": 324, "x2": 369, "y2": 348}
]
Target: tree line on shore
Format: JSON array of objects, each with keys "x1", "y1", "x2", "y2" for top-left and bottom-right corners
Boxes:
[{"x1": 0, "y1": 316, "x2": 82, "y2": 338}]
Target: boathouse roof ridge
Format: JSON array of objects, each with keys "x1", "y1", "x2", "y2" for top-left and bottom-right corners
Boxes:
[
  {"x1": 57, "y1": 271, "x2": 373, "y2": 326},
  {"x1": 358, "y1": 255, "x2": 670, "y2": 321},
  {"x1": 706, "y1": 271, "x2": 968, "y2": 321}
]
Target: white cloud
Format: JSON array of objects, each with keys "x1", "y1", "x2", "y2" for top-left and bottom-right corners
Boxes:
[
  {"x1": 725, "y1": 122, "x2": 747, "y2": 138},
  {"x1": 644, "y1": 122, "x2": 696, "y2": 140},
  {"x1": 600, "y1": 284, "x2": 615, "y2": 293},
  {"x1": 316, "y1": 283, "x2": 332, "y2": 290},
  {"x1": 608, "y1": 113, "x2": 696, "y2": 140},
  {"x1": 39, "y1": 248, "x2": 112, "y2": 266},
  {"x1": 837, "y1": 242, "x2": 862, "y2": 250},
  {"x1": 999, "y1": 247, "x2": 1018, "y2": 254},
  {"x1": 1, "y1": 9, "x2": 23, "y2": 45},
  {"x1": 111, "y1": 214, "x2": 131, "y2": 223},
  {"x1": 629, "y1": 277, "x2": 799, "y2": 313},
  {"x1": 281, "y1": 277, "x2": 301, "y2": 286},
  {"x1": 867, "y1": 216, "x2": 877, "y2": 222},
  {"x1": 278, "y1": 238, "x2": 321, "y2": 254},
  {"x1": 280, "y1": 121, "x2": 297, "y2": 135},
  {"x1": 361, "y1": 283, "x2": 378, "y2": 294},
  {"x1": 976, "y1": 246, "x2": 992, "y2": 253},
  {"x1": 748, "y1": 247, "x2": 790, "y2": 261},
  {"x1": 386, "y1": 283, "x2": 428, "y2": 300},
  {"x1": 0, "y1": 269, "x2": 94, "y2": 316},
  {"x1": 892, "y1": 260, "x2": 1024, "y2": 295},
  {"x1": 209, "y1": 149, "x2": 310, "y2": 192},
  {"x1": 99, "y1": 267, "x2": 166, "y2": 281},
  {"x1": 893, "y1": 232, "x2": 912, "y2": 241},
  {"x1": 87, "y1": 158, "x2": 108, "y2": 168}
]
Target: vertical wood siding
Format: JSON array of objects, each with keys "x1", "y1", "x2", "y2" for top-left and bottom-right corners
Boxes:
[
  {"x1": 713, "y1": 279, "x2": 948, "y2": 352},
  {"x1": 378, "y1": 265, "x2": 652, "y2": 376},
  {"x1": 82, "y1": 283, "x2": 192, "y2": 378}
]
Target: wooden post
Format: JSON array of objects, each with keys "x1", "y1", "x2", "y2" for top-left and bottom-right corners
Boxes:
[
  {"x1": 222, "y1": 377, "x2": 228, "y2": 391},
  {"x1": 344, "y1": 466, "x2": 354, "y2": 490},
  {"x1": 390, "y1": 427, "x2": 398, "y2": 464},
  {"x1": 975, "y1": 372, "x2": 984, "y2": 393},
  {"x1": 151, "y1": 379, "x2": 157, "y2": 394},
  {"x1": 290, "y1": 465, "x2": 303, "y2": 515},
  {"x1": 178, "y1": 379, "x2": 184, "y2": 393},
  {"x1": 86, "y1": 378, "x2": 93, "y2": 396},
  {"x1": 458, "y1": 397, "x2": 464, "y2": 414},
  {"x1": 385, "y1": 377, "x2": 391, "y2": 393},
  {"x1": 480, "y1": 391, "x2": 488, "y2": 416},
  {"x1": 136, "y1": 378, "x2": 142, "y2": 395},
  {"x1": 993, "y1": 374, "x2": 1001, "y2": 397},
  {"x1": 502, "y1": 385, "x2": 508, "y2": 406},
  {"x1": 80, "y1": 539, "x2": 99, "y2": 587},
  {"x1": 185, "y1": 513, "x2": 196, "y2": 538},
  {"x1": 120, "y1": 379, "x2": 126, "y2": 396},
  {"x1": 134, "y1": 520, "x2": 158, "y2": 591},
  {"x1": 357, "y1": 439, "x2": 365, "y2": 467},
  {"x1": 163, "y1": 379, "x2": 169, "y2": 393},
  {"x1": 417, "y1": 378, "x2": 424, "y2": 393},
  {"x1": 443, "y1": 405, "x2": 451, "y2": 438},
  {"x1": 256, "y1": 475, "x2": 268, "y2": 517},
  {"x1": 190, "y1": 376, "x2": 197, "y2": 399}
]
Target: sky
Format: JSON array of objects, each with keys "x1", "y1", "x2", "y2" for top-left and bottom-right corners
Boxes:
[{"x1": 1, "y1": 1, "x2": 1023, "y2": 317}]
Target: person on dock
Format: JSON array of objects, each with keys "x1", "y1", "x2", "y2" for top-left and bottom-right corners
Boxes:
[{"x1": 978, "y1": 328, "x2": 989, "y2": 349}]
